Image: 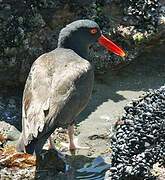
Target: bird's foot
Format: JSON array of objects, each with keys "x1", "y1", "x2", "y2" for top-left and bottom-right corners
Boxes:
[
  {"x1": 43, "y1": 137, "x2": 56, "y2": 150},
  {"x1": 49, "y1": 143, "x2": 56, "y2": 150},
  {"x1": 61, "y1": 137, "x2": 89, "y2": 151}
]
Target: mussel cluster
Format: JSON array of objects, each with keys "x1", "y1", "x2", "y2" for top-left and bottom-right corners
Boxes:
[
  {"x1": 123, "y1": 0, "x2": 160, "y2": 30},
  {"x1": 110, "y1": 85, "x2": 165, "y2": 179}
]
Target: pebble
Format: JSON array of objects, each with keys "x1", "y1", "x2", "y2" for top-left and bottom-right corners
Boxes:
[
  {"x1": 0, "y1": 167, "x2": 35, "y2": 180},
  {"x1": 0, "y1": 121, "x2": 20, "y2": 141}
]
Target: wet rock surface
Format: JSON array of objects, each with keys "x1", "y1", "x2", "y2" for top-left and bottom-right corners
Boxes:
[
  {"x1": 0, "y1": 0, "x2": 108, "y2": 86},
  {"x1": 108, "y1": 86, "x2": 165, "y2": 179},
  {"x1": 0, "y1": 87, "x2": 22, "y2": 130}
]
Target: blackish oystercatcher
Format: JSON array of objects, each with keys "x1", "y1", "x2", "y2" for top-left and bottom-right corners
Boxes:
[{"x1": 17, "y1": 19, "x2": 125, "y2": 155}]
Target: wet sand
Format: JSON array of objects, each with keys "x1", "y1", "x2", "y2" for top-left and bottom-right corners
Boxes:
[{"x1": 73, "y1": 44, "x2": 164, "y2": 158}]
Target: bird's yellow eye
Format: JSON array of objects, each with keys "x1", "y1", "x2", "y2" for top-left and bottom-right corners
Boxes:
[{"x1": 90, "y1": 28, "x2": 97, "y2": 34}]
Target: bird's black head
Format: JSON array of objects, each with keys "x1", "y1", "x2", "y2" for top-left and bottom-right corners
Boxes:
[
  {"x1": 58, "y1": 19, "x2": 125, "y2": 59},
  {"x1": 58, "y1": 20, "x2": 101, "y2": 58}
]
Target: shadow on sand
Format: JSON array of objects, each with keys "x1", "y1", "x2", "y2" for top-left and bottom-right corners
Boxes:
[{"x1": 76, "y1": 44, "x2": 165, "y2": 123}]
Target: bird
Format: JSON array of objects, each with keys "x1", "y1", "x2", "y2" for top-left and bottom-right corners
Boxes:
[{"x1": 17, "y1": 19, "x2": 125, "y2": 155}]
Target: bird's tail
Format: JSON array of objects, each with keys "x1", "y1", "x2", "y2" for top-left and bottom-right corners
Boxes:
[
  {"x1": 16, "y1": 133, "x2": 36, "y2": 155},
  {"x1": 17, "y1": 133, "x2": 48, "y2": 155},
  {"x1": 25, "y1": 140, "x2": 37, "y2": 155}
]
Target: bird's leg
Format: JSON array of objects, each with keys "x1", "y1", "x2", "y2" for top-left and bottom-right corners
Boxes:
[
  {"x1": 48, "y1": 136, "x2": 55, "y2": 149},
  {"x1": 67, "y1": 124, "x2": 76, "y2": 150},
  {"x1": 67, "y1": 124, "x2": 89, "y2": 151}
]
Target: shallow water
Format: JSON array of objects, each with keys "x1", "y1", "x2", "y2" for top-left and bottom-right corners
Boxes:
[
  {"x1": 57, "y1": 156, "x2": 111, "y2": 180},
  {"x1": 74, "y1": 156, "x2": 110, "y2": 180}
]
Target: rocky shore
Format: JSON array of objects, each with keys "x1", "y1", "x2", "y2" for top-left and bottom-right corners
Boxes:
[
  {"x1": 106, "y1": 86, "x2": 165, "y2": 180},
  {"x1": 0, "y1": 0, "x2": 164, "y2": 86},
  {"x1": 0, "y1": 0, "x2": 165, "y2": 179}
]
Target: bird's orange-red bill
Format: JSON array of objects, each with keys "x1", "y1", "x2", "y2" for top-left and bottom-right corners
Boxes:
[{"x1": 98, "y1": 34, "x2": 126, "y2": 57}]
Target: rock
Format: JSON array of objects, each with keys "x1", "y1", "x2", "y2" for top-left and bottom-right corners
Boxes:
[
  {"x1": 6, "y1": 126, "x2": 20, "y2": 141},
  {"x1": 0, "y1": 167, "x2": 35, "y2": 180},
  {"x1": 0, "y1": 0, "x2": 165, "y2": 86},
  {"x1": 107, "y1": 85, "x2": 165, "y2": 179},
  {"x1": 0, "y1": 0, "x2": 110, "y2": 86},
  {"x1": 0, "y1": 121, "x2": 11, "y2": 135},
  {"x1": 151, "y1": 163, "x2": 165, "y2": 180},
  {"x1": 0, "y1": 121, "x2": 20, "y2": 147},
  {"x1": 0, "y1": 147, "x2": 66, "y2": 179},
  {"x1": 0, "y1": 88, "x2": 22, "y2": 130}
]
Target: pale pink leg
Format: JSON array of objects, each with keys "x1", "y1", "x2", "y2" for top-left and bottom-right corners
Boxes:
[
  {"x1": 49, "y1": 136, "x2": 55, "y2": 149},
  {"x1": 68, "y1": 124, "x2": 76, "y2": 150},
  {"x1": 67, "y1": 124, "x2": 89, "y2": 150}
]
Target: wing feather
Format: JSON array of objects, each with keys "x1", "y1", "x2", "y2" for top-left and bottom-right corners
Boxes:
[
  {"x1": 21, "y1": 49, "x2": 92, "y2": 145},
  {"x1": 22, "y1": 61, "x2": 52, "y2": 145}
]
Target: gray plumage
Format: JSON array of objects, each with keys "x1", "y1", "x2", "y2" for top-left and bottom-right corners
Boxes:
[
  {"x1": 17, "y1": 19, "x2": 125, "y2": 154},
  {"x1": 17, "y1": 48, "x2": 94, "y2": 154},
  {"x1": 17, "y1": 19, "x2": 102, "y2": 154},
  {"x1": 58, "y1": 19, "x2": 100, "y2": 48}
]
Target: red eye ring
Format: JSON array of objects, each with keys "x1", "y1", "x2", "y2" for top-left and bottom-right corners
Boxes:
[{"x1": 90, "y1": 28, "x2": 97, "y2": 34}]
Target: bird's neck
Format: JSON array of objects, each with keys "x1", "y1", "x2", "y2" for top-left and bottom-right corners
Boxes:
[{"x1": 58, "y1": 37, "x2": 89, "y2": 59}]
